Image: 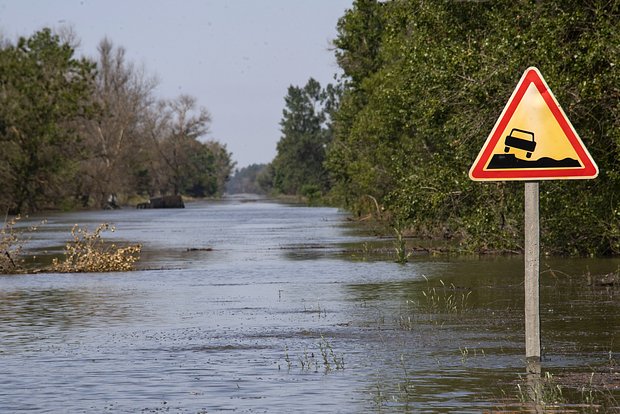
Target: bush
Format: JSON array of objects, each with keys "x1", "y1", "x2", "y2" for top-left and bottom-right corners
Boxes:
[
  {"x1": 0, "y1": 216, "x2": 23, "y2": 274},
  {"x1": 51, "y1": 223, "x2": 141, "y2": 273}
]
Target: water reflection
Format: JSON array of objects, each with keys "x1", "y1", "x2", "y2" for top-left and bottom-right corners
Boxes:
[
  {"x1": 344, "y1": 257, "x2": 619, "y2": 410},
  {"x1": 0, "y1": 286, "x2": 138, "y2": 348}
]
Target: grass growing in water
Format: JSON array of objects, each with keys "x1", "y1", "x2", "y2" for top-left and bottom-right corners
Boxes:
[
  {"x1": 319, "y1": 335, "x2": 345, "y2": 371},
  {"x1": 281, "y1": 335, "x2": 344, "y2": 373},
  {"x1": 392, "y1": 277, "x2": 473, "y2": 331},
  {"x1": 504, "y1": 370, "x2": 620, "y2": 412},
  {"x1": 421, "y1": 276, "x2": 472, "y2": 315},
  {"x1": 393, "y1": 226, "x2": 411, "y2": 264},
  {"x1": 516, "y1": 371, "x2": 565, "y2": 408}
]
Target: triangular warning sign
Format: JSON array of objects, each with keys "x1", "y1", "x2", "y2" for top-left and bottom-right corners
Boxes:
[{"x1": 469, "y1": 67, "x2": 598, "y2": 181}]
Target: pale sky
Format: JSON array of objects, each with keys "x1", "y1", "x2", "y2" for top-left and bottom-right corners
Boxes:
[{"x1": 0, "y1": 0, "x2": 352, "y2": 168}]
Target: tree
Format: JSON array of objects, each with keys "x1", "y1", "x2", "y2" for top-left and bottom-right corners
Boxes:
[
  {"x1": 199, "y1": 140, "x2": 235, "y2": 197},
  {"x1": 0, "y1": 28, "x2": 95, "y2": 213},
  {"x1": 271, "y1": 78, "x2": 335, "y2": 197},
  {"x1": 0, "y1": 28, "x2": 236, "y2": 211},
  {"x1": 226, "y1": 163, "x2": 270, "y2": 194},
  {"x1": 149, "y1": 95, "x2": 234, "y2": 198},
  {"x1": 328, "y1": 0, "x2": 620, "y2": 255},
  {"x1": 154, "y1": 95, "x2": 211, "y2": 195},
  {"x1": 79, "y1": 38, "x2": 157, "y2": 208}
]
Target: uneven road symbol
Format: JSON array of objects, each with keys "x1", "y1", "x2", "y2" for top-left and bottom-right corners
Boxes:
[{"x1": 469, "y1": 67, "x2": 598, "y2": 181}]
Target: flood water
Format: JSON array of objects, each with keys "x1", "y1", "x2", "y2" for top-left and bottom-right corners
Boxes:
[{"x1": 1, "y1": 198, "x2": 619, "y2": 413}]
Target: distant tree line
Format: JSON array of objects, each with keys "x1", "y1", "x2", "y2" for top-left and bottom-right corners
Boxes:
[
  {"x1": 226, "y1": 163, "x2": 271, "y2": 195},
  {"x1": 0, "y1": 28, "x2": 234, "y2": 214},
  {"x1": 265, "y1": 0, "x2": 619, "y2": 256}
]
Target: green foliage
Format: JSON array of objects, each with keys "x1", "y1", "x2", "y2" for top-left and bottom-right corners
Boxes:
[
  {"x1": 257, "y1": 163, "x2": 276, "y2": 195},
  {"x1": 270, "y1": 78, "x2": 337, "y2": 197},
  {"x1": 0, "y1": 29, "x2": 96, "y2": 213},
  {"x1": 299, "y1": 184, "x2": 323, "y2": 205},
  {"x1": 393, "y1": 225, "x2": 411, "y2": 264},
  {"x1": 148, "y1": 95, "x2": 235, "y2": 199},
  {"x1": 328, "y1": 0, "x2": 620, "y2": 255},
  {"x1": 179, "y1": 140, "x2": 234, "y2": 198},
  {"x1": 0, "y1": 30, "x2": 235, "y2": 213}
]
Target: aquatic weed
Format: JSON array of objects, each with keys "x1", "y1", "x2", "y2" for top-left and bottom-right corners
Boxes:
[
  {"x1": 457, "y1": 346, "x2": 486, "y2": 365},
  {"x1": 283, "y1": 345, "x2": 292, "y2": 370},
  {"x1": 397, "y1": 314, "x2": 415, "y2": 331},
  {"x1": 516, "y1": 371, "x2": 565, "y2": 407},
  {"x1": 421, "y1": 276, "x2": 472, "y2": 315},
  {"x1": 393, "y1": 226, "x2": 411, "y2": 264},
  {"x1": 280, "y1": 336, "x2": 344, "y2": 374},
  {"x1": 397, "y1": 354, "x2": 415, "y2": 398},
  {"x1": 497, "y1": 369, "x2": 619, "y2": 411},
  {"x1": 370, "y1": 355, "x2": 416, "y2": 409},
  {"x1": 298, "y1": 348, "x2": 315, "y2": 372},
  {"x1": 320, "y1": 335, "x2": 345, "y2": 371}
]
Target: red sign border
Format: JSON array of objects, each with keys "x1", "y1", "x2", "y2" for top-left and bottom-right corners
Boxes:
[{"x1": 469, "y1": 67, "x2": 598, "y2": 181}]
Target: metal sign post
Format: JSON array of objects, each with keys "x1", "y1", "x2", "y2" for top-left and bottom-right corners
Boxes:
[{"x1": 524, "y1": 182, "x2": 541, "y2": 375}]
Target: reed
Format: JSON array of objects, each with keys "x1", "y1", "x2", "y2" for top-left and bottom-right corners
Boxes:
[
  {"x1": 421, "y1": 276, "x2": 471, "y2": 314},
  {"x1": 393, "y1": 226, "x2": 411, "y2": 264},
  {"x1": 281, "y1": 336, "x2": 344, "y2": 373}
]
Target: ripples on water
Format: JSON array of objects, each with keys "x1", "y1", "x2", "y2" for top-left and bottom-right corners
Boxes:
[{"x1": 1, "y1": 198, "x2": 618, "y2": 413}]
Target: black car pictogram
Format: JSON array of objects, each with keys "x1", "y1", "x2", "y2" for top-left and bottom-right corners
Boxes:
[{"x1": 504, "y1": 128, "x2": 536, "y2": 158}]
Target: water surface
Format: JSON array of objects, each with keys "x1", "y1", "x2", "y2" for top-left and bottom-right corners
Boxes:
[{"x1": 1, "y1": 199, "x2": 618, "y2": 412}]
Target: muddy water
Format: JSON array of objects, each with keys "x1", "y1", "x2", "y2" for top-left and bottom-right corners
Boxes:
[{"x1": 1, "y1": 198, "x2": 618, "y2": 413}]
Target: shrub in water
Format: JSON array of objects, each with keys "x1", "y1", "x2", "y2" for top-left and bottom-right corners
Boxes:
[
  {"x1": 0, "y1": 216, "x2": 23, "y2": 274},
  {"x1": 52, "y1": 223, "x2": 141, "y2": 273}
]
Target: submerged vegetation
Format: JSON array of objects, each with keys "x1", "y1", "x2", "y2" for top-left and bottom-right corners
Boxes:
[
  {"x1": 51, "y1": 223, "x2": 141, "y2": 273},
  {"x1": 1, "y1": 218, "x2": 140, "y2": 274},
  {"x1": 0, "y1": 216, "x2": 26, "y2": 274},
  {"x1": 508, "y1": 370, "x2": 620, "y2": 413},
  {"x1": 281, "y1": 335, "x2": 345, "y2": 373},
  {"x1": 420, "y1": 277, "x2": 472, "y2": 315}
]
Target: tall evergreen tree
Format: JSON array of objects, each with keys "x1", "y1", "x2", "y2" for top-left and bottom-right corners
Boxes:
[
  {"x1": 0, "y1": 28, "x2": 95, "y2": 213},
  {"x1": 272, "y1": 78, "x2": 334, "y2": 197}
]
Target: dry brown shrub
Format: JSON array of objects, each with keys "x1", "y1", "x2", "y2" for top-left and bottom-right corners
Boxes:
[
  {"x1": 0, "y1": 216, "x2": 23, "y2": 274},
  {"x1": 51, "y1": 223, "x2": 141, "y2": 273}
]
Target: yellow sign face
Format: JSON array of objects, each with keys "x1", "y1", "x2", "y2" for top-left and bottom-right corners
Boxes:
[{"x1": 469, "y1": 67, "x2": 598, "y2": 181}]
